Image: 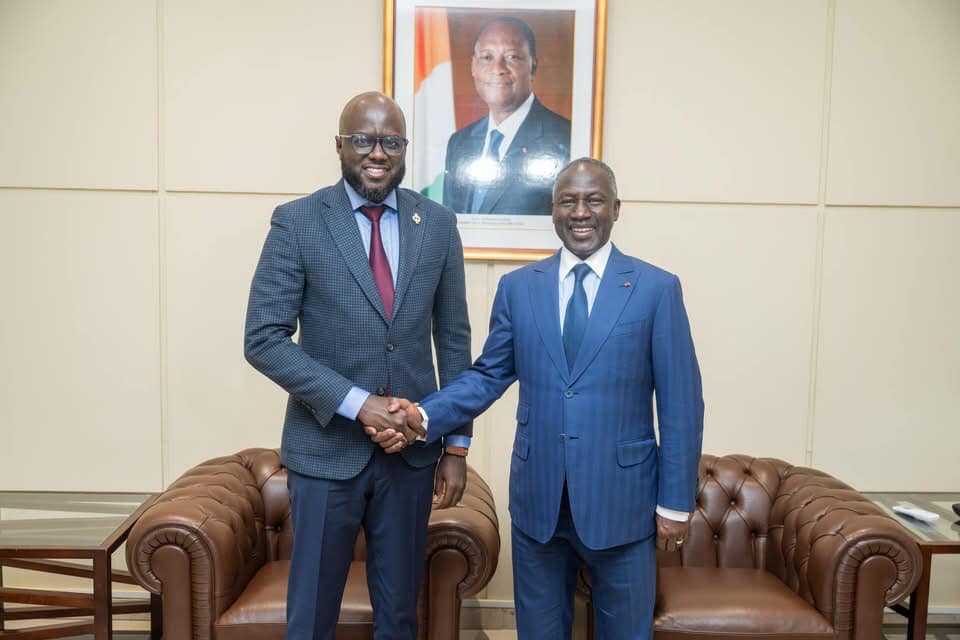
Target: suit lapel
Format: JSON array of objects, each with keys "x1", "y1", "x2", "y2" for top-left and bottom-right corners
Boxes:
[
  {"x1": 461, "y1": 119, "x2": 489, "y2": 211},
  {"x1": 467, "y1": 117, "x2": 488, "y2": 153},
  {"x1": 480, "y1": 108, "x2": 544, "y2": 214},
  {"x1": 321, "y1": 181, "x2": 389, "y2": 324},
  {"x1": 529, "y1": 253, "x2": 569, "y2": 382},
  {"x1": 568, "y1": 247, "x2": 639, "y2": 383},
  {"x1": 392, "y1": 189, "x2": 426, "y2": 319}
]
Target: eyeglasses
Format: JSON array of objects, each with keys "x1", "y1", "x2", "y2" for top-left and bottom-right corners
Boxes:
[
  {"x1": 337, "y1": 133, "x2": 408, "y2": 156},
  {"x1": 554, "y1": 195, "x2": 610, "y2": 212}
]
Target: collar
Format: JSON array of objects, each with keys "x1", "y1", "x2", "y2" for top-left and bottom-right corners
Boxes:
[
  {"x1": 342, "y1": 180, "x2": 399, "y2": 213},
  {"x1": 559, "y1": 242, "x2": 613, "y2": 282},
  {"x1": 485, "y1": 92, "x2": 536, "y2": 142}
]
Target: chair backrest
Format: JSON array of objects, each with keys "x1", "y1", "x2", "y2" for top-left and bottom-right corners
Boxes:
[
  {"x1": 245, "y1": 449, "x2": 366, "y2": 562},
  {"x1": 676, "y1": 454, "x2": 792, "y2": 570}
]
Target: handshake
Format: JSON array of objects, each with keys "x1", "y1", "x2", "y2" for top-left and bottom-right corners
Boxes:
[{"x1": 357, "y1": 395, "x2": 426, "y2": 454}]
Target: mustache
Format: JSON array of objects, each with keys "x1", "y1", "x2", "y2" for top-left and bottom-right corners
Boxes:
[{"x1": 341, "y1": 158, "x2": 405, "y2": 204}]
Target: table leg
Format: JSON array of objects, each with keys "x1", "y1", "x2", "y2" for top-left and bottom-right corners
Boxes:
[
  {"x1": 93, "y1": 551, "x2": 113, "y2": 640},
  {"x1": 150, "y1": 592, "x2": 163, "y2": 640},
  {"x1": 907, "y1": 548, "x2": 932, "y2": 640},
  {"x1": 0, "y1": 561, "x2": 5, "y2": 632}
]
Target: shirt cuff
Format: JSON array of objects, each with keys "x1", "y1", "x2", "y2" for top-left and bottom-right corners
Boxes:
[
  {"x1": 415, "y1": 407, "x2": 471, "y2": 449},
  {"x1": 336, "y1": 386, "x2": 370, "y2": 421},
  {"x1": 415, "y1": 406, "x2": 429, "y2": 442},
  {"x1": 444, "y1": 434, "x2": 471, "y2": 449},
  {"x1": 656, "y1": 505, "x2": 690, "y2": 522}
]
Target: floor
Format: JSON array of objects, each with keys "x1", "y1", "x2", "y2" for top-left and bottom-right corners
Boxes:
[
  {"x1": 21, "y1": 627, "x2": 960, "y2": 640},
  {"x1": 455, "y1": 631, "x2": 960, "y2": 640}
]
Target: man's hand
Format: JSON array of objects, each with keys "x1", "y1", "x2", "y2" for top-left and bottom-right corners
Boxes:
[
  {"x1": 433, "y1": 453, "x2": 466, "y2": 509},
  {"x1": 655, "y1": 514, "x2": 689, "y2": 553},
  {"x1": 358, "y1": 395, "x2": 408, "y2": 432},
  {"x1": 359, "y1": 396, "x2": 425, "y2": 453}
]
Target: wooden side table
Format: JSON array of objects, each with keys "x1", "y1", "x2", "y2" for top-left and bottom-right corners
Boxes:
[
  {"x1": 863, "y1": 492, "x2": 960, "y2": 640},
  {"x1": 0, "y1": 491, "x2": 159, "y2": 640}
]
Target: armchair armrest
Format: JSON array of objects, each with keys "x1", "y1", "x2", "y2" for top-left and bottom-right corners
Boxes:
[
  {"x1": 422, "y1": 465, "x2": 501, "y2": 640},
  {"x1": 770, "y1": 468, "x2": 922, "y2": 640},
  {"x1": 126, "y1": 452, "x2": 270, "y2": 640}
]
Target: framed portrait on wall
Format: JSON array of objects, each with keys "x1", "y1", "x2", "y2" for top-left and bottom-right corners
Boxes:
[{"x1": 384, "y1": 0, "x2": 608, "y2": 260}]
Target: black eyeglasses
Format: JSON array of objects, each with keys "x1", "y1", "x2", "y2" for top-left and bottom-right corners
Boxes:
[{"x1": 337, "y1": 133, "x2": 408, "y2": 156}]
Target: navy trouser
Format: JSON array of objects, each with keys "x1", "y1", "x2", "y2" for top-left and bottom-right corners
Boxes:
[
  {"x1": 512, "y1": 487, "x2": 656, "y2": 640},
  {"x1": 285, "y1": 450, "x2": 435, "y2": 640}
]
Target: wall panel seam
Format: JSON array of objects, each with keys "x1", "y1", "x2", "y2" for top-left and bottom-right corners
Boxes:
[
  {"x1": 804, "y1": 0, "x2": 838, "y2": 467},
  {"x1": 156, "y1": 0, "x2": 169, "y2": 490}
]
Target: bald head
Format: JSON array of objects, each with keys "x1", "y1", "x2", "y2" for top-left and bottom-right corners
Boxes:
[
  {"x1": 338, "y1": 91, "x2": 406, "y2": 135},
  {"x1": 553, "y1": 157, "x2": 618, "y2": 201},
  {"x1": 336, "y1": 91, "x2": 407, "y2": 203}
]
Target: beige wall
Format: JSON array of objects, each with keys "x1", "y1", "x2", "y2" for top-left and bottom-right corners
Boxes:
[{"x1": 1, "y1": 0, "x2": 958, "y2": 607}]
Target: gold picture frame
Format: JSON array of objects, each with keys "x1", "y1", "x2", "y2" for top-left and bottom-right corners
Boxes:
[{"x1": 383, "y1": 0, "x2": 608, "y2": 262}]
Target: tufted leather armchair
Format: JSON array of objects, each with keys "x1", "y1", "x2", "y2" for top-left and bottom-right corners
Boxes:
[
  {"x1": 126, "y1": 449, "x2": 499, "y2": 640},
  {"x1": 580, "y1": 454, "x2": 922, "y2": 640}
]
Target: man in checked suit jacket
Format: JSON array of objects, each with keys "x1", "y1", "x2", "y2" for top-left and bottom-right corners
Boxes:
[
  {"x1": 244, "y1": 92, "x2": 472, "y2": 640},
  {"x1": 380, "y1": 159, "x2": 704, "y2": 639},
  {"x1": 442, "y1": 17, "x2": 570, "y2": 215}
]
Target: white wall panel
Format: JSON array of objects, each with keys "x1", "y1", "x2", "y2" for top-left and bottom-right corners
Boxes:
[
  {"x1": 163, "y1": 193, "x2": 292, "y2": 481},
  {"x1": 827, "y1": 0, "x2": 960, "y2": 206},
  {"x1": 0, "y1": 189, "x2": 161, "y2": 491},
  {"x1": 605, "y1": 0, "x2": 828, "y2": 204},
  {"x1": 164, "y1": 0, "x2": 381, "y2": 194},
  {"x1": 0, "y1": 0, "x2": 157, "y2": 189},
  {"x1": 813, "y1": 208, "x2": 960, "y2": 490}
]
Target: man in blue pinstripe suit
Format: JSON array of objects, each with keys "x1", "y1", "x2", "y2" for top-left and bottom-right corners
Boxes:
[
  {"x1": 244, "y1": 92, "x2": 472, "y2": 640},
  {"x1": 378, "y1": 158, "x2": 704, "y2": 639}
]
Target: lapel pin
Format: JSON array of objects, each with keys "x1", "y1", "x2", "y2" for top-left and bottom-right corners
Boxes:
[
  {"x1": 623, "y1": 282, "x2": 631, "y2": 288},
  {"x1": 412, "y1": 213, "x2": 422, "y2": 225},
  {"x1": 521, "y1": 147, "x2": 528, "y2": 154}
]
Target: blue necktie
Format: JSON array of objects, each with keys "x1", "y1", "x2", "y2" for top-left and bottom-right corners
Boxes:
[
  {"x1": 468, "y1": 129, "x2": 505, "y2": 213},
  {"x1": 563, "y1": 263, "x2": 592, "y2": 369}
]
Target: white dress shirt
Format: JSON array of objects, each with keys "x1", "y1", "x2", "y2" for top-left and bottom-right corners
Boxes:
[{"x1": 480, "y1": 92, "x2": 535, "y2": 161}]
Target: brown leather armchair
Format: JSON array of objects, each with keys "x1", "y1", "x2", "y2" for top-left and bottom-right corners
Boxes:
[
  {"x1": 126, "y1": 448, "x2": 499, "y2": 640},
  {"x1": 581, "y1": 454, "x2": 922, "y2": 640}
]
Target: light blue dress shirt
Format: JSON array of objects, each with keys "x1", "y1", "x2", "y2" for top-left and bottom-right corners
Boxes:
[{"x1": 335, "y1": 182, "x2": 470, "y2": 449}]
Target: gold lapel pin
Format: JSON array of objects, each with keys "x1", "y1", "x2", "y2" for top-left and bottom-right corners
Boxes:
[
  {"x1": 412, "y1": 213, "x2": 422, "y2": 225},
  {"x1": 623, "y1": 282, "x2": 631, "y2": 288}
]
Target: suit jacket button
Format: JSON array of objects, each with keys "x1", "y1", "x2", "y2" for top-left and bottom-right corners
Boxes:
[
  {"x1": 564, "y1": 390, "x2": 574, "y2": 398},
  {"x1": 376, "y1": 387, "x2": 386, "y2": 396},
  {"x1": 386, "y1": 343, "x2": 395, "y2": 352}
]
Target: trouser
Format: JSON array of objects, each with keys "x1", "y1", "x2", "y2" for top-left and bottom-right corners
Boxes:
[
  {"x1": 512, "y1": 487, "x2": 656, "y2": 640},
  {"x1": 285, "y1": 450, "x2": 435, "y2": 640}
]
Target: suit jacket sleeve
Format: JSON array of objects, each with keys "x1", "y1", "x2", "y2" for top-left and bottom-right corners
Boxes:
[
  {"x1": 652, "y1": 275, "x2": 704, "y2": 512},
  {"x1": 422, "y1": 277, "x2": 518, "y2": 444},
  {"x1": 244, "y1": 205, "x2": 354, "y2": 426},
  {"x1": 432, "y1": 217, "x2": 473, "y2": 439}
]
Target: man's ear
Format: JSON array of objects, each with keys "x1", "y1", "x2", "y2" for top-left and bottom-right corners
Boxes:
[{"x1": 531, "y1": 56, "x2": 538, "y2": 75}]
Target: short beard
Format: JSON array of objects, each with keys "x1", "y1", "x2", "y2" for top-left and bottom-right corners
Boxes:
[{"x1": 341, "y1": 159, "x2": 406, "y2": 204}]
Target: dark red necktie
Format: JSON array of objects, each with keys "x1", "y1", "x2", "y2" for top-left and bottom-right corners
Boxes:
[{"x1": 359, "y1": 205, "x2": 394, "y2": 320}]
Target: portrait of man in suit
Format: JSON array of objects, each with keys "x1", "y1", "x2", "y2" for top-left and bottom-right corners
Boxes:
[
  {"x1": 244, "y1": 92, "x2": 472, "y2": 640},
  {"x1": 375, "y1": 158, "x2": 704, "y2": 639},
  {"x1": 442, "y1": 16, "x2": 572, "y2": 215}
]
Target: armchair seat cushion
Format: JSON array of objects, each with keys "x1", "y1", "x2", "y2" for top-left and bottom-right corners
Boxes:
[
  {"x1": 215, "y1": 560, "x2": 373, "y2": 640},
  {"x1": 655, "y1": 568, "x2": 834, "y2": 640}
]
